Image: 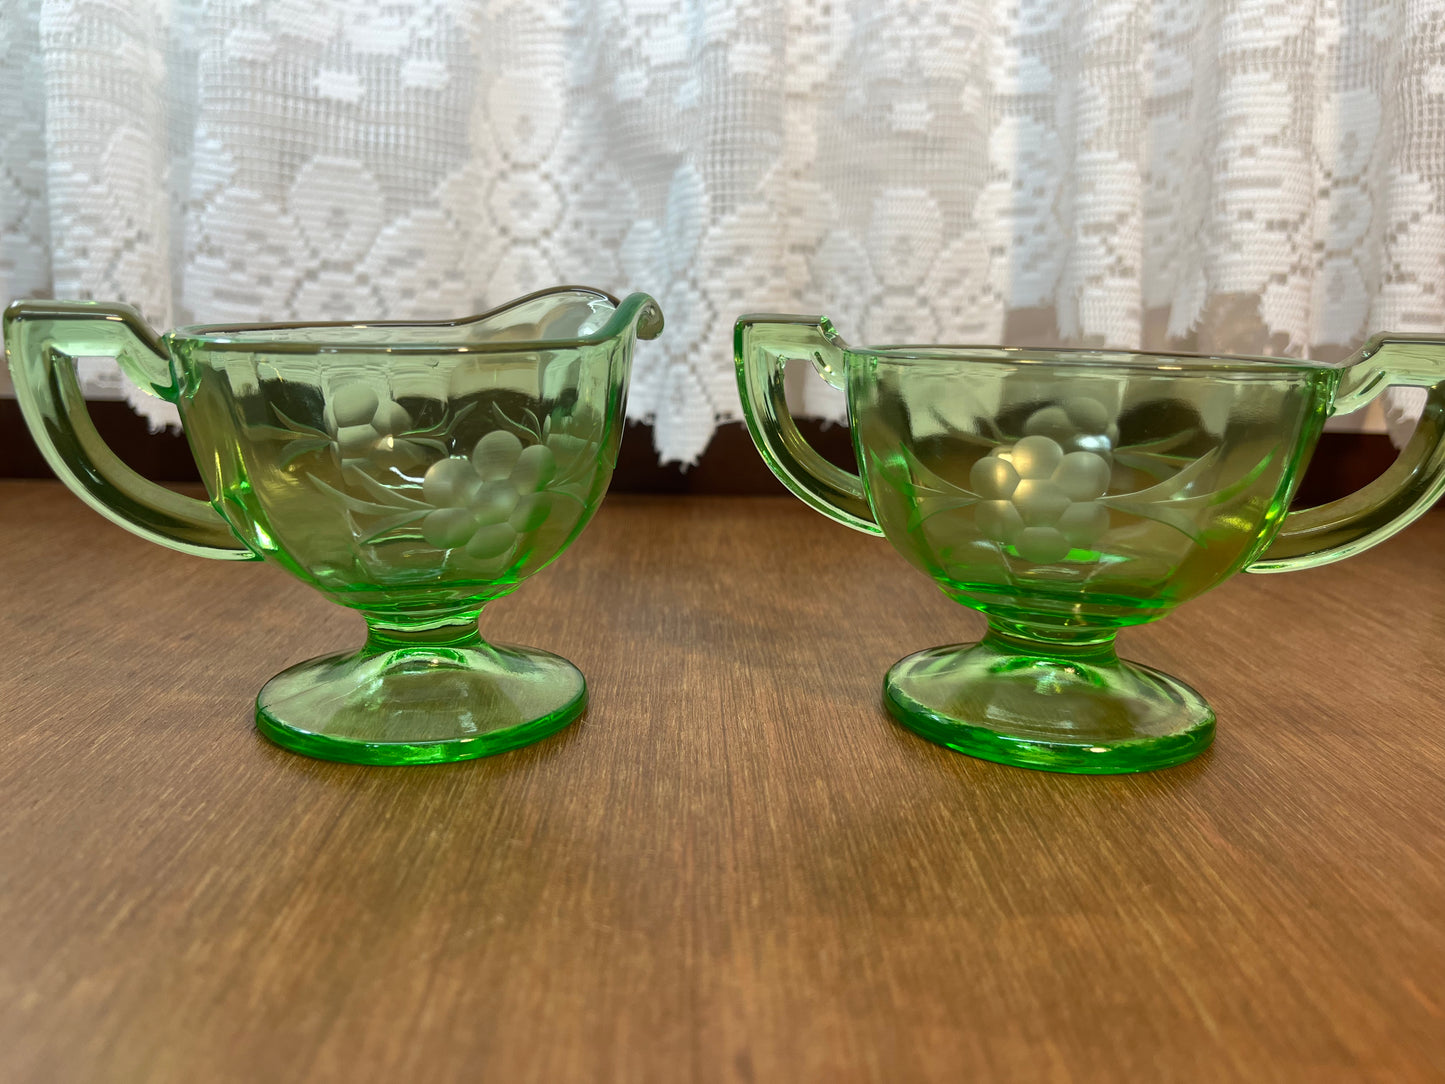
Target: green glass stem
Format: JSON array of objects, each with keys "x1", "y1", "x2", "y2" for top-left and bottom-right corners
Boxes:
[
  {"x1": 980, "y1": 616, "x2": 1121, "y2": 654},
  {"x1": 362, "y1": 610, "x2": 487, "y2": 653}
]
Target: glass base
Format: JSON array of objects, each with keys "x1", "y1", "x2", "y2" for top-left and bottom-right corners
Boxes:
[
  {"x1": 883, "y1": 637, "x2": 1214, "y2": 774},
  {"x1": 256, "y1": 640, "x2": 585, "y2": 765}
]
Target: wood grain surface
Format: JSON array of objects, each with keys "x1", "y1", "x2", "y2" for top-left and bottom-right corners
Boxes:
[{"x1": 1, "y1": 480, "x2": 1443, "y2": 1083}]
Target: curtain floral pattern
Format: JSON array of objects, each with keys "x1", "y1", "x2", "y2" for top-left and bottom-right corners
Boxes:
[{"x1": 2, "y1": 0, "x2": 1441, "y2": 460}]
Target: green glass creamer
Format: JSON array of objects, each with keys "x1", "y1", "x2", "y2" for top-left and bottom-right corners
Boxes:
[{"x1": 7, "y1": 287, "x2": 663, "y2": 764}]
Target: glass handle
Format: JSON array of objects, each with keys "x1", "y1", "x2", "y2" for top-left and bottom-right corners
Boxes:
[
  {"x1": 4, "y1": 300, "x2": 257, "y2": 561},
  {"x1": 1249, "y1": 335, "x2": 1445, "y2": 573},
  {"x1": 734, "y1": 314, "x2": 880, "y2": 535}
]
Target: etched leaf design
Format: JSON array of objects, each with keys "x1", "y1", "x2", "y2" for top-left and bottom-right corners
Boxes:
[
  {"x1": 250, "y1": 403, "x2": 333, "y2": 461},
  {"x1": 402, "y1": 399, "x2": 476, "y2": 444},
  {"x1": 1200, "y1": 445, "x2": 1274, "y2": 506},
  {"x1": 440, "y1": 400, "x2": 477, "y2": 440},
  {"x1": 270, "y1": 406, "x2": 331, "y2": 440},
  {"x1": 277, "y1": 437, "x2": 332, "y2": 467},
  {"x1": 868, "y1": 443, "x2": 984, "y2": 533},
  {"x1": 1097, "y1": 496, "x2": 1208, "y2": 542},
  {"x1": 1109, "y1": 445, "x2": 1218, "y2": 502},
  {"x1": 348, "y1": 469, "x2": 433, "y2": 510},
  {"x1": 357, "y1": 509, "x2": 433, "y2": 543},
  {"x1": 491, "y1": 402, "x2": 542, "y2": 443},
  {"x1": 872, "y1": 442, "x2": 983, "y2": 505},
  {"x1": 400, "y1": 435, "x2": 449, "y2": 456},
  {"x1": 1099, "y1": 446, "x2": 1274, "y2": 543},
  {"x1": 911, "y1": 497, "x2": 987, "y2": 532},
  {"x1": 310, "y1": 475, "x2": 417, "y2": 518},
  {"x1": 1113, "y1": 429, "x2": 1201, "y2": 478},
  {"x1": 920, "y1": 412, "x2": 1003, "y2": 450}
]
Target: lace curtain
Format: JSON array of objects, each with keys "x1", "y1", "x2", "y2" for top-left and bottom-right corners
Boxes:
[{"x1": 2, "y1": 0, "x2": 1439, "y2": 462}]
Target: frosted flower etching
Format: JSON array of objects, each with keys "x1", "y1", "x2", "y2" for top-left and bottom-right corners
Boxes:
[
  {"x1": 876, "y1": 395, "x2": 1272, "y2": 567},
  {"x1": 419, "y1": 432, "x2": 559, "y2": 561}
]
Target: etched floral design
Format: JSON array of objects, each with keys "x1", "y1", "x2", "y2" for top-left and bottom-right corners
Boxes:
[
  {"x1": 1017, "y1": 398, "x2": 1119, "y2": 459},
  {"x1": 327, "y1": 384, "x2": 431, "y2": 478},
  {"x1": 417, "y1": 431, "x2": 559, "y2": 561},
  {"x1": 259, "y1": 380, "x2": 467, "y2": 486},
  {"x1": 877, "y1": 395, "x2": 1274, "y2": 566},
  {"x1": 970, "y1": 434, "x2": 1113, "y2": 563},
  {"x1": 266, "y1": 392, "x2": 601, "y2": 575}
]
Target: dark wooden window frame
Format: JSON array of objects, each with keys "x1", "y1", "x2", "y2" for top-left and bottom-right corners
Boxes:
[{"x1": 0, "y1": 397, "x2": 1400, "y2": 507}]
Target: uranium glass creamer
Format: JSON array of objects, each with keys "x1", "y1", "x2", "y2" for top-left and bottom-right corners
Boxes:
[
  {"x1": 737, "y1": 315, "x2": 1445, "y2": 774},
  {"x1": 6, "y1": 287, "x2": 663, "y2": 764}
]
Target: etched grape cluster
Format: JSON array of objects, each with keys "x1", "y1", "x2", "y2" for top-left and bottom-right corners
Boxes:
[
  {"x1": 971, "y1": 399, "x2": 1118, "y2": 563},
  {"x1": 418, "y1": 431, "x2": 557, "y2": 561},
  {"x1": 327, "y1": 384, "x2": 427, "y2": 479}
]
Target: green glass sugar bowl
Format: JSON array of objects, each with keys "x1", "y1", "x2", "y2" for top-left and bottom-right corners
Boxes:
[
  {"x1": 737, "y1": 314, "x2": 1445, "y2": 774},
  {"x1": 6, "y1": 286, "x2": 663, "y2": 764}
]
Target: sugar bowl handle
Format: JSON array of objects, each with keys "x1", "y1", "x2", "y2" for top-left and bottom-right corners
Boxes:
[
  {"x1": 4, "y1": 300, "x2": 255, "y2": 560},
  {"x1": 734, "y1": 314, "x2": 880, "y2": 535},
  {"x1": 1250, "y1": 334, "x2": 1445, "y2": 572}
]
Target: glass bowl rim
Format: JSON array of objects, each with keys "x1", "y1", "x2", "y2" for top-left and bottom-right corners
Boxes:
[{"x1": 167, "y1": 286, "x2": 659, "y2": 356}]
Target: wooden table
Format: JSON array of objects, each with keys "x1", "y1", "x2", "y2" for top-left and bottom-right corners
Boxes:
[{"x1": 2, "y1": 480, "x2": 1443, "y2": 1082}]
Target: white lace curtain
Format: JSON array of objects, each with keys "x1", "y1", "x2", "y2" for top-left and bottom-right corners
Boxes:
[{"x1": 2, "y1": 0, "x2": 1440, "y2": 462}]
